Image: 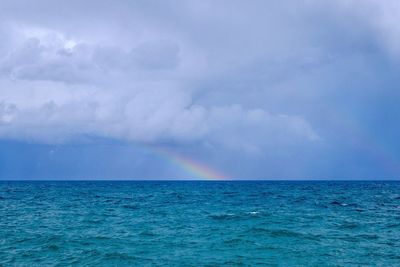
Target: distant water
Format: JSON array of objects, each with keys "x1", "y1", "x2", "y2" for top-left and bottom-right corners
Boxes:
[{"x1": 1, "y1": 181, "x2": 400, "y2": 266}]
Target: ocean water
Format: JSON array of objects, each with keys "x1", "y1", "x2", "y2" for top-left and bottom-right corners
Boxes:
[{"x1": 0, "y1": 181, "x2": 399, "y2": 266}]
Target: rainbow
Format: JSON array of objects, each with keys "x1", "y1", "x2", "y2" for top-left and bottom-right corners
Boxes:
[
  {"x1": 136, "y1": 143, "x2": 228, "y2": 180},
  {"x1": 151, "y1": 146, "x2": 228, "y2": 180}
]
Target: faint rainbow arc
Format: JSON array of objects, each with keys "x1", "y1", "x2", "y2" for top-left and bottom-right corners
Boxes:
[
  {"x1": 328, "y1": 110, "x2": 400, "y2": 177},
  {"x1": 150, "y1": 146, "x2": 228, "y2": 180}
]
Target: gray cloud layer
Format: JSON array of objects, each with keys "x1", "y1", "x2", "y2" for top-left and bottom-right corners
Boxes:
[
  {"x1": 0, "y1": 1, "x2": 327, "y2": 148},
  {"x1": 1, "y1": 0, "x2": 400, "y2": 178}
]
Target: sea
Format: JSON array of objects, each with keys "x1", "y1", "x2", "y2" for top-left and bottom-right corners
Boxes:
[{"x1": 0, "y1": 181, "x2": 399, "y2": 266}]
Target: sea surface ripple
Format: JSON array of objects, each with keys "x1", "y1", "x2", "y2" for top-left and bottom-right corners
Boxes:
[{"x1": 1, "y1": 181, "x2": 399, "y2": 266}]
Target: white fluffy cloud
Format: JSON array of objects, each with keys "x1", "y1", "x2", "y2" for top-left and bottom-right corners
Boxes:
[{"x1": 0, "y1": 77, "x2": 318, "y2": 151}]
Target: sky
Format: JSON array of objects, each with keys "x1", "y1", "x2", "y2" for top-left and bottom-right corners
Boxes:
[{"x1": 0, "y1": 0, "x2": 400, "y2": 180}]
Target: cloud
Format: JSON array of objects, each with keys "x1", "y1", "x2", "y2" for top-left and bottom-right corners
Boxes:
[
  {"x1": 0, "y1": 29, "x2": 181, "y2": 83},
  {"x1": 1, "y1": 0, "x2": 400, "y2": 179},
  {"x1": 0, "y1": 9, "x2": 321, "y2": 152},
  {"x1": 0, "y1": 77, "x2": 318, "y2": 150}
]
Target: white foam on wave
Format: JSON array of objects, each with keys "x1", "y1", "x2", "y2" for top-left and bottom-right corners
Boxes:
[{"x1": 248, "y1": 211, "x2": 260, "y2": 215}]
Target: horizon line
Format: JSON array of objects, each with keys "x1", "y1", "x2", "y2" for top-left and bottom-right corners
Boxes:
[{"x1": 0, "y1": 179, "x2": 399, "y2": 182}]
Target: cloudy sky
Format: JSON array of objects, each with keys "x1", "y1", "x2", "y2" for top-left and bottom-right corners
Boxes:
[{"x1": 0, "y1": 0, "x2": 400, "y2": 180}]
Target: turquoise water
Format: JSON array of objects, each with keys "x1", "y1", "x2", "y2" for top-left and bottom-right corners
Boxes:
[{"x1": 1, "y1": 181, "x2": 399, "y2": 266}]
